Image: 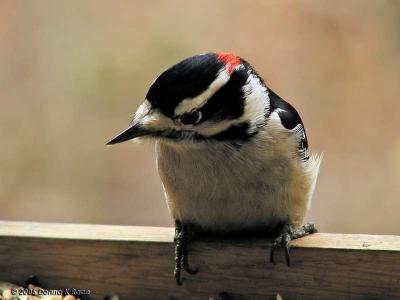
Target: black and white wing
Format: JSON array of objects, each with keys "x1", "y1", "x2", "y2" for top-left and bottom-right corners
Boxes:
[{"x1": 268, "y1": 90, "x2": 310, "y2": 160}]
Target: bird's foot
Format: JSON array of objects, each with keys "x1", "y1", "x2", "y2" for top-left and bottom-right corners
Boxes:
[
  {"x1": 174, "y1": 220, "x2": 198, "y2": 285},
  {"x1": 270, "y1": 222, "x2": 317, "y2": 266}
]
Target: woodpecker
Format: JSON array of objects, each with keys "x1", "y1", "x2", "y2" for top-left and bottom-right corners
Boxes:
[{"x1": 107, "y1": 52, "x2": 322, "y2": 285}]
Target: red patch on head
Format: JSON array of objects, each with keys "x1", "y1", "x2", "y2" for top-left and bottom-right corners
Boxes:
[{"x1": 216, "y1": 52, "x2": 240, "y2": 74}]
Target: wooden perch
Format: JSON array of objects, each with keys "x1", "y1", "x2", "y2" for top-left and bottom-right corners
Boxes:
[{"x1": 0, "y1": 221, "x2": 399, "y2": 299}]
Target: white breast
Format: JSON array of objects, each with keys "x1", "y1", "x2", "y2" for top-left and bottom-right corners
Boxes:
[{"x1": 156, "y1": 122, "x2": 322, "y2": 234}]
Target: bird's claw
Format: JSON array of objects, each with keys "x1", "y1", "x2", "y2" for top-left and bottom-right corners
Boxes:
[
  {"x1": 270, "y1": 224, "x2": 292, "y2": 266},
  {"x1": 183, "y1": 261, "x2": 199, "y2": 275},
  {"x1": 175, "y1": 272, "x2": 184, "y2": 286},
  {"x1": 174, "y1": 220, "x2": 198, "y2": 286},
  {"x1": 270, "y1": 222, "x2": 317, "y2": 266}
]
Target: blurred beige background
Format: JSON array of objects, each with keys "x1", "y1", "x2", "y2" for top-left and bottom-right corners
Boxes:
[{"x1": 0, "y1": 0, "x2": 399, "y2": 234}]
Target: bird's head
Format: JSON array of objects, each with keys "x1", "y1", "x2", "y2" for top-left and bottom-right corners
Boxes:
[{"x1": 107, "y1": 52, "x2": 270, "y2": 146}]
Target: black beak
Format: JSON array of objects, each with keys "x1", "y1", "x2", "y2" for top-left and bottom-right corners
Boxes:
[{"x1": 106, "y1": 124, "x2": 150, "y2": 145}]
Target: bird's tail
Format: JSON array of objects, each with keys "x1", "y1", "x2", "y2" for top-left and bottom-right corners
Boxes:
[{"x1": 305, "y1": 152, "x2": 323, "y2": 210}]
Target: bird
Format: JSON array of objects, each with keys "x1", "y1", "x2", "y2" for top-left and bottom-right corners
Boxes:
[{"x1": 107, "y1": 52, "x2": 322, "y2": 285}]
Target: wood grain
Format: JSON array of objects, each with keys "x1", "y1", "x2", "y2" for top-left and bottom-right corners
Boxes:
[{"x1": 0, "y1": 221, "x2": 399, "y2": 300}]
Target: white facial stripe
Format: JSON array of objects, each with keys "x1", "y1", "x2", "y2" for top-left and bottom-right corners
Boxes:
[
  {"x1": 131, "y1": 100, "x2": 177, "y2": 131},
  {"x1": 131, "y1": 100, "x2": 151, "y2": 124},
  {"x1": 141, "y1": 111, "x2": 177, "y2": 130},
  {"x1": 190, "y1": 72, "x2": 270, "y2": 137},
  {"x1": 174, "y1": 68, "x2": 230, "y2": 116},
  {"x1": 133, "y1": 69, "x2": 270, "y2": 139},
  {"x1": 241, "y1": 73, "x2": 270, "y2": 132}
]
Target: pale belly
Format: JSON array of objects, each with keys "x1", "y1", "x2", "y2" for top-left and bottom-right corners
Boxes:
[{"x1": 156, "y1": 140, "x2": 316, "y2": 234}]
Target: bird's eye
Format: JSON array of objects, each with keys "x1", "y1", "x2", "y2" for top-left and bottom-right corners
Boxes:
[{"x1": 179, "y1": 110, "x2": 202, "y2": 125}]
